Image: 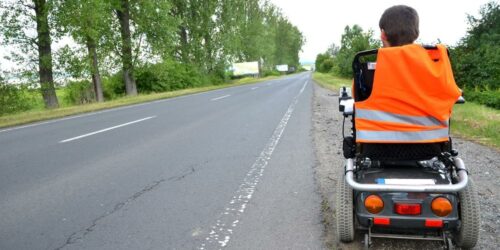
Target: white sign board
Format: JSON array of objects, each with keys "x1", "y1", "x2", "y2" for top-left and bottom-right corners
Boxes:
[
  {"x1": 276, "y1": 64, "x2": 289, "y2": 72},
  {"x1": 232, "y1": 61, "x2": 260, "y2": 76}
]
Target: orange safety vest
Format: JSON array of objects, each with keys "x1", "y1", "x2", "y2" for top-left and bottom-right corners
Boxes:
[{"x1": 355, "y1": 44, "x2": 461, "y2": 143}]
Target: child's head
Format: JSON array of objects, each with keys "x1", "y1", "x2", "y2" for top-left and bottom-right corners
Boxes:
[{"x1": 379, "y1": 5, "x2": 419, "y2": 47}]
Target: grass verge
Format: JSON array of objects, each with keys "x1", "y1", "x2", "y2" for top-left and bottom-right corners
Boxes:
[
  {"x1": 451, "y1": 102, "x2": 500, "y2": 149},
  {"x1": 313, "y1": 72, "x2": 500, "y2": 149},
  {"x1": 312, "y1": 72, "x2": 351, "y2": 92},
  {"x1": 0, "y1": 76, "x2": 281, "y2": 129}
]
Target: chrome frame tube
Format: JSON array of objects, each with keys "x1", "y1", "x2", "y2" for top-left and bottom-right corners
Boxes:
[{"x1": 345, "y1": 158, "x2": 468, "y2": 193}]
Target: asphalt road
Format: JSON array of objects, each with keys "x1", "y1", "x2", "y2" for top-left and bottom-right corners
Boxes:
[{"x1": 0, "y1": 72, "x2": 324, "y2": 250}]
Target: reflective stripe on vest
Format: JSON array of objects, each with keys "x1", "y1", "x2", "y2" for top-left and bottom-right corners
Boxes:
[
  {"x1": 356, "y1": 109, "x2": 449, "y2": 127},
  {"x1": 356, "y1": 128, "x2": 449, "y2": 142}
]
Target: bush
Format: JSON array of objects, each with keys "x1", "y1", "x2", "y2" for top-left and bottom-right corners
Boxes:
[
  {"x1": 464, "y1": 89, "x2": 500, "y2": 109},
  {"x1": 63, "y1": 80, "x2": 95, "y2": 105},
  {"x1": 136, "y1": 68, "x2": 162, "y2": 93},
  {"x1": 204, "y1": 73, "x2": 225, "y2": 85},
  {"x1": 263, "y1": 69, "x2": 281, "y2": 77},
  {"x1": 297, "y1": 67, "x2": 308, "y2": 72},
  {"x1": 315, "y1": 53, "x2": 332, "y2": 73},
  {"x1": 320, "y1": 58, "x2": 335, "y2": 73},
  {"x1": 0, "y1": 83, "x2": 35, "y2": 115},
  {"x1": 102, "y1": 73, "x2": 125, "y2": 100},
  {"x1": 136, "y1": 61, "x2": 209, "y2": 93}
]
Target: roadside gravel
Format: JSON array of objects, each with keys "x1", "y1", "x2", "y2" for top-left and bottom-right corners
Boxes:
[{"x1": 311, "y1": 82, "x2": 500, "y2": 249}]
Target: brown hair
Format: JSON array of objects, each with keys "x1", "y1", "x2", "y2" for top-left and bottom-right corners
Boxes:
[{"x1": 379, "y1": 5, "x2": 419, "y2": 46}]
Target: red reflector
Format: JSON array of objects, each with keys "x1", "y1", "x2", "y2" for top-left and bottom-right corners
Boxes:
[
  {"x1": 394, "y1": 203, "x2": 421, "y2": 215},
  {"x1": 373, "y1": 217, "x2": 390, "y2": 225},
  {"x1": 425, "y1": 219, "x2": 443, "y2": 228}
]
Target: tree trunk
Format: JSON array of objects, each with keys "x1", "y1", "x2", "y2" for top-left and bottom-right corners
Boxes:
[
  {"x1": 172, "y1": 0, "x2": 189, "y2": 63},
  {"x1": 179, "y1": 26, "x2": 189, "y2": 62},
  {"x1": 204, "y1": 34, "x2": 213, "y2": 72},
  {"x1": 34, "y1": 0, "x2": 59, "y2": 108},
  {"x1": 86, "y1": 37, "x2": 104, "y2": 102},
  {"x1": 116, "y1": 0, "x2": 137, "y2": 96}
]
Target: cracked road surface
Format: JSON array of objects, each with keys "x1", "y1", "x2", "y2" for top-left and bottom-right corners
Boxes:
[{"x1": 0, "y1": 73, "x2": 324, "y2": 250}]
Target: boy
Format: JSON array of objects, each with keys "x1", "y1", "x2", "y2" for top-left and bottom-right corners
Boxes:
[{"x1": 353, "y1": 5, "x2": 462, "y2": 144}]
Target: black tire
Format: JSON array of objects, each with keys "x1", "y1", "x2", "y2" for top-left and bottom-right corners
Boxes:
[
  {"x1": 455, "y1": 177, "x2": 480, "y2": 249},
  {"x1": 336, "y1": 172, "x2": 355, "y2": 242}
]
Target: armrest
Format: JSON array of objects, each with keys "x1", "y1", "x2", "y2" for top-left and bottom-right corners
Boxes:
[
  {"x1": 338, "y1": 86, "x2": 354, "y2": 115},
  {"x1": 456, "y1": 96, "x2": 465, "y2": 104},
  {"x1": 339, "y1": 99, "x2": 354, "y2": 115}
]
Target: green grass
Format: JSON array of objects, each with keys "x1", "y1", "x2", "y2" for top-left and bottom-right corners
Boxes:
[
  {"x1": 312, "y1": 72, "x2": 351, "y2": 92},
  {"x1": 313, "y1": 72, "x2": 500, "y2": 149},
  {"x1": 451, "y1": 102, "x2": 500, "y2": 149},
  {"x1": 0, "y1": 76, "x2": 281, "y2": 129}
]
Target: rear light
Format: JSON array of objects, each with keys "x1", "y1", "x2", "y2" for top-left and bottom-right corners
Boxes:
[
  {"x1": 431, "y1": 197, "x2": 453, "y2": 217},
  {"x1": 394, "y1": 203, "x2": 421, "y2": 215},
  {"x1": 365, "y1": 195, "x2": 384, "y2": 214},
  {"x1": 425, "y1": 219, "x2": 443, "y2": 228},
  {"x1": 373, "y1": 217, "x2": 390, "y2": 226}
]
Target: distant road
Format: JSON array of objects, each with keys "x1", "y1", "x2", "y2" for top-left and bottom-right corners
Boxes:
[{"x1": 0, "y1": 72, "x2": 324, "y2": 249}]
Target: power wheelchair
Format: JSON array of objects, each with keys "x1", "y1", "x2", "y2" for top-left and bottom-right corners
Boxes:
[{"x1": 336, "y1": 46, "x2": 480, "y2": 249}]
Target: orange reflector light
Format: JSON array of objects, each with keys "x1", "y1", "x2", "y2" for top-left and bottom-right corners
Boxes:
[
  {"x1": 365, "y1": 195, "x2": 384, "y2": 214},
  {"x1": 373, "y1": 217, "x2": 390, "y2": 226},
  {"x1": 431, "y1": 197, "x2": 453, "y2": 217},
  {"x1": 425, "y1": 219, "x2": 443, "y2": 228},
  {"x1": 394, "y1": 203, "x2": 421, "y2": 215}
]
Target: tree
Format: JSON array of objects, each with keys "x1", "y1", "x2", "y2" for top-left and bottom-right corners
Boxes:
[
  {"x1": 326, "y1": 43, "x2": 340, "y2": 57},
  {"x1": 114, "y1": 0, "x2": 137, "y2": 96},
  {"x1": 451, "y1": 1, "x2": 500, "y2": 91},
  {"x1": 215, "y1": 0, "x2": 304, "y2": 71},
  {"x1": 54, "y1": 0, "x2": 114, "y2": 102},
  {"x1": 0, "y1": 0, "x2": 59, "y2": 108},
  {"x1": 2, "y1": 0, "x2": 305, "y2": 107},
  {"x1": 334, "y1": 25, "x2": 380, "y2": 77},
  {"x1": 128, "y1": 0, "x2": 176, "y2": 63},
  {"x1": 170, "y1": 0, "x2": 188, "y2": 61},
  {"x1": 170, "y1": 0, "x2": 224, "y2": 74},
  {"x1": 315, "y1": 53, "x2": 334, "y2": 73},
  {"x1": 449, "y1": 1, "x2": 499, "y2": 109},
  {"x1": 112, "y1": 0, "x2": 178, "y2": 93}
]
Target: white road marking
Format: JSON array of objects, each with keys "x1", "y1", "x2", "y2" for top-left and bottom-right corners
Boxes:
[
  {"x1": 199, "y1": 80, "x2": 309, "y2": 250},
  {"x1": 210, "y1": 95, "x2": 231, "y2": 101},
  {"x1": 0, "y1": 75, "x2": 309, "y2": 134},
  {"x1": 59, "y1": 116, "x2": 156, "y2": 143},
  {"x1": 251, "y1": 87, "x2": 259, "y2": 90},
  {"x1": 0, "y1": 81, "x2": 268, "y2": 134}
]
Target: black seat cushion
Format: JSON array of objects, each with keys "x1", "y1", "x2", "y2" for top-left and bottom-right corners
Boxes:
[{"x1": 359, "y1": 143, "x2": 448, "y2": 161}]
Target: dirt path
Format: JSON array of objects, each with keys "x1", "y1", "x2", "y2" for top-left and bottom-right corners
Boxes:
[{"x1": 311, "y1": 82, "x2": 500, "y2": 249}]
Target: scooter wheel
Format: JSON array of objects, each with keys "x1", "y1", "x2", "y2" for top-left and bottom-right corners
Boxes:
[
  {"x1": 455, "y1": 177, "x2": 480, "y2": 249},
  {"x1": 336, "y1": 172, "x2": 355, "y2": 242}
]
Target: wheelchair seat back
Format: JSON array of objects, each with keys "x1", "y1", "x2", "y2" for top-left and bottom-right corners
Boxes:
[{"x1": 351, "y1": 45, "x2": 460, "y2": 160}]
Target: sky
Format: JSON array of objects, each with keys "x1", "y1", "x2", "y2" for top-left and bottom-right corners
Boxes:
[{"x1": 268, "y1": 0, "x2": 495, "y2": 63}]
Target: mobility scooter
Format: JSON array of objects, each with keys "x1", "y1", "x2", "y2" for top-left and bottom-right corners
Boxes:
[{"x1": 336, "y1": 45, "x2": 480, "y2": 249}]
